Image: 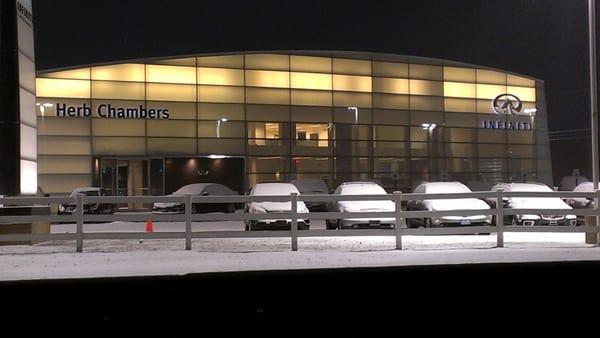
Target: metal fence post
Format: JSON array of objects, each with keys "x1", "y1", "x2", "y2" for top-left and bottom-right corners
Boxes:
[
  {"x1": 291, "y1": 193, "x2": 298, "y2": 252},
  {"x1": 496, "y1": 189, "x2": 504, "y2": 248},
  {"x1": 185, "y1": 194, "x2": 192, "y2": 250},
  {"x1": 596, "y1": 189, "x2": 600, "y2": 246},
  {"x1": 393, "y1": 191, "x2": 403, "y2": 250},
  {"x1": 75, "y1": 195, "x2": 83, "y2": 253}
]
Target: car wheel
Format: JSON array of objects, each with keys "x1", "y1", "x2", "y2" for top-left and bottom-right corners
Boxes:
[
  {"x1": 511, "y1": 217, "x2": 518, "y2": 226},
  {"x1": 424, "y1": 218, "x2": 432, "y2": 228}
]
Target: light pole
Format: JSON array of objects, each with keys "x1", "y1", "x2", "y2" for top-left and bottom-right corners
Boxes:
[
  {"x1": 590, "y1": 0, "x2": 598, "y2": 192},
  {"x1": 216, "y1": 118, "x2": 227, "y2": 138}
]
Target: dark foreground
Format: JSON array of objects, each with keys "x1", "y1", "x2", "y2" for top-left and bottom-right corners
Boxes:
[{"x1": 1, "y1": 261, "x2": 599, "y2": 336}]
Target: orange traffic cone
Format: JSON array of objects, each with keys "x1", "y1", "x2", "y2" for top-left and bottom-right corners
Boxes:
[{"x1": 145, "y1": 219, "x2": 154, "y2": 233}]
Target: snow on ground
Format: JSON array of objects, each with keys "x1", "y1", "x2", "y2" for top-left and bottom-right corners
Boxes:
[{"x1": 0, "y1": 220, "x2": 598, "y2": 281}]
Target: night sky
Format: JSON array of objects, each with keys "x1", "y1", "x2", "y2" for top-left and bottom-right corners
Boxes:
[{"x1": 32, "y1": 0, "x2": 597, "y2": 182}]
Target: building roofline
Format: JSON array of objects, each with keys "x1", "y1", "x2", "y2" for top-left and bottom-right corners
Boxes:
[{"x1": 36, "y1": 49, "x2": 543, "y2": 83}]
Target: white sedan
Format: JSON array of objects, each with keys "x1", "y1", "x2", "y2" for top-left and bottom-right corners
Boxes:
[{"x1": 245, "y1": 182, "x2": 310, "y2": 231}]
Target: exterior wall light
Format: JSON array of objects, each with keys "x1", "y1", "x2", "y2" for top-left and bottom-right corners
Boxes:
[
  {"x1": 348, "y1": 106, "x2": 358, "y2": 123},
  {"x1": 216, "y1": 118, "x2": 228, "y2": 138}
]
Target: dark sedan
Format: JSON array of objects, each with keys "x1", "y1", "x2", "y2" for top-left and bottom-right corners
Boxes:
[
  {"x1": 58, "y1": 187, "x2": 116, "y2": 215},
  {"x1": 152, "y1": 183, "x2": 241, "y2": 214}
]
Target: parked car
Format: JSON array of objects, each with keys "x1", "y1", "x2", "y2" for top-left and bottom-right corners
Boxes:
[
  {"x1": 566, "y1": 181, "x2": 595, "y2": 209},
  {"x1": 406, "y1": 181, "x2": 492, "y2": 228},
  {"x1": 152, "y1": 183, "x2": 240, "y2": 214},
  {"x1": 325, "y1": 182, "x2": 396, "y2": 229},
  {"x1": 290, "y1": 178, "x2": 329, "y2": 211},
  {"x1": 489, "y1": 182, "x2": 578, "y2": 226},
  {"x1": 245, "y1": 182, "x2": 310, "y2": 231},
  {"x1": 58, "y1": 187, "x2": 116, "y2": 215}
]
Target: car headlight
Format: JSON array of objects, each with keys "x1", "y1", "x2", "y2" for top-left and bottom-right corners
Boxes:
[{"x1": 58, "y1": 204, "x2": 65, "y2": 212}]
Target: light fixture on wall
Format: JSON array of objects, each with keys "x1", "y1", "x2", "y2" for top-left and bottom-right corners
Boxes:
[
  {"x1": 216, "y1": 118, "x2": 228, "y2": 138},
  {"x1": 523, "y1": 108, "x2": 537, "y2": 116},
  {"x1": 348, "y1": 106, "x2": 358, "y2": 123},
  {"x1": 421, "y1": 123, "x2": 437, "y2": 131},
  {"x1": 36, "y1": 102, "x2": 53, "y2": 116},
  {"x1": 208, "y1": 154, "x2": 227, "y2": 159}
]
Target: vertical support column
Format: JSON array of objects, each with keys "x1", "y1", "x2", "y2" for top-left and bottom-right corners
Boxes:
[
  {"x1": 290, "y1": 192, "x2": 298, "y2": 252},
  {"x1": 185, "y1": 194, "x2": 192, "y2": 251},
  {"x1": 393, "y1": 191, "x2": 403, "y2": 250},
  {"x1": 596, "y1": 190, "x2": 600, "y2": 246},
  {"x1": 496, "y1": 189, "x2": 504, "y2": 248},
  {"x1": 75, "y1": 195, "x2": 83, "y2": 253}
]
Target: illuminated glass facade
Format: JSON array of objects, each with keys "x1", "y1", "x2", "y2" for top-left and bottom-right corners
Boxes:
[{"x1": 35, "y1": 51, "x2": 551, "y2": 195}]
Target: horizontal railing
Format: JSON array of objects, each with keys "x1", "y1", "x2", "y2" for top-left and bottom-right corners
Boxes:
[{"x1": 0, "y1": 189, "x2": 598, "y2": 252}]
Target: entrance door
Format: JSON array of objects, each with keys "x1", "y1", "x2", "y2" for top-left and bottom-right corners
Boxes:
[
  {"x1": 164, "y1": 157, "x2": 245, "y2": 195},
  {"x1": 100, "y1": 158, "x2": 160, "y2": 210}
]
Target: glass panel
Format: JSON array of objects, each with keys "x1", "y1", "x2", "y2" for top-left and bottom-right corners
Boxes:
[
  {"x1": 334, "y1": 157, "x2": 370, "y2": 173},
  {"x1": 476, "y1": 84, "x2": 507, "y2": 99},
  {"x1": 448, "y1": 158, "x2": 476, "y2": 172},
  {"x1": 290, "y1": 72, "x2": 332, "y2": 90},
  {"x1": 508, "y1": 145, "x2": 533, "y2": 158},
  {"x1": 333, "y1": 107, "x2": 372, "y2": 124},
  {"x1": 20, "y1": 124, "x2": 36, "y2": 160},
  {"x1": 247, "y1": 156, "x2": 289, "y2": 173},
  {"x1": 93, "y1": 137, "x2": 146, "y2": 155},
  {"x1": 38, "y1": 155, "x2": 91, "y2": 174},
  {"x1": 247, "y1": 104, "x2": 289, "y2": 121},
  {"x1": 373, "y1": 94, "x2": 409, "y2": 109},
  {"x1": 444, "y1": 98, "x2": 477, "y2": 112},
  {"x1": 146, "y1": 64, "x2": 196, "y2": 84},
  {"x1": 477, "y1": 69, "x2": 506, "y2": 85},
  {"x1": 374, "y1": 125, "x2": 407, "y2": 141},
  {"x1": 91, "y1": 63, "x2": 145, "y2": 82},
  {"x1": 479, "y1": 144, "x2": 507, "y2": 157},
  {"x1": 373, "y1": 142, "x2": 407, "y2": 156},
  {"x1": 148, "y1": 120, "x2": 196, "y2": 137},
  {"x1": 446, "y1": 128, "x2": 475, "y2": 142},
  {"x1": 291, "y1": 89, "x2": 332, "y2": 106},
  {"x1": 409, "y1": 64, "x2": 443, "y2": 80},
  {"x1": 197, "y1": 67, "x2": 244, "y2": 86},
  {"x1": 198, "y1": 103, "x2": 244, "y2": 120},
  {"x1": 333, "y1": 92, "x2": 372, "y2": 108},
  {"x1": 290, "y1": 55, "x2": 331, "y2": 73},
  {"x1": 18, "y1": 53, "x2": 35, "y2": 92},
  {"x1": 373, "y1": 78, "x2": 409, "y2": 94},
  {"x1": 410, "y1": 111, "x2": 444, "y2": 126},
  {"x1": 332, "y1": 74, "x2": 371, "y2": 92},
  {"x1": 245, "y1": 70, "x2": 289, "y2": 88},
  {"x1": 443, "y1": 67, "x2": 476, "y2": 82},
  {"x1": 409, "y1": 79, "x2": 443, "y2": 96},
  {"x1": 93, "y1": 119, "x2": 145, "y2": 136},
  {"x1": 41, "y1": 67, "x2": 91, "y2": 80},
  {"x1": 410, "y1": 96, "x2": 444, "y2": 111},
  {"x1": 507, "y1": 86, "x2": 536, "y2": 102},
  {"x1": 333, "y1": 140, "x2": 370, "y2": 156},
  {"x1": 294, "y1": 123, "x2": 330, "y2": 147},
  {"x1": 198, "y1": 85, "x2": 244, "y2": 103},
  {"x1": 478, "y1": 129, "x2": 506, "y2": 143},
  {"x1": 38, "y1": 136, "x2": 90, "y2": 155},
  {"x1": 20, "y1": 88, "x2": 36, "y2": 126},
  {"x1": 146, "y1": 83, "x2": 196, "y2": 102},
  {"x1": 39, "y1": 174, "x2": 91, "y2": 194},
  {"x1": 507, "y1": 74, "x2": 535, "y2": 87},
  {"x1": 332, "y1": 58, "x2": 371, "y2": 75},
  {"x1": 248, "y1": 122, "x2": 283, "y2": 143},
  {"x1": 246, "y1": 88, "x2": 290, "y2": 104},
  {"x1": 198, "y1": 120, "x2": 244, "y2": 138},
  {"x1": 372, "y1": 61, "x2": 408, "y2": 78},
  {"x1": 147, "y1": 101, "x2": 196, "y2": 120},
  {"x1": 509, "y1": 159, "x2": 535, "y2": 172},
  {"x1": 197, "y1": 55, "x2": 244, "y2": 68},
  {"x1": 447, "y1": 143, "x2": 475, "y2": 157},
  {"x1": 150, "y1": 57, "x2": 196, "y2": 67},
  {"x1": 147, "y1": 138, "x2": 196, "y2": 154},
  {"x1": 509, "y1": 130, "x2": 534, "y2": 144},
  {"x1": 477, "y1": 99, "x2": 496, "y2": 113},
  {"x1": 292, "y1": 157, "x2": 331, "y2": 173},
  {"x1": 36, "y1": 78, "x2": 91, "y2": 98},
  {"x1": 443, "y1": 82, "x2": 476, "y2": 98},
  {"x1": 197, "y1": 139, "x2": 244, "y2": 154},
  {"x1": 245, "y1": 54, "x2": 289, "y2": 70},
  {"x1": 291, "y1": 106, "x2": 332, "y2": 122},
  {"x1": 374, "y1": 157, "x2": 408, "y2": 172},
  {"x1": 373, "y1": 109, "x2": 409, "y2": 125},
  {"x1": 38, "y1": 117, "x2": 91, "y2": 136},
  {"x1": 334, "y1": 124, "x2": 370, "y2": 140},
  {"x1": 92, "y1": 81, "x2": 145, "y2": 100}
]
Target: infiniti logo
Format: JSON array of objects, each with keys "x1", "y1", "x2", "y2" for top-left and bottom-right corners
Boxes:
[{"x1": 492, "y1": 94, "x2": 522, "y2": 115}]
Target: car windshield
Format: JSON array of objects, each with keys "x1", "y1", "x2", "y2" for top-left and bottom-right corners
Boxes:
[
  {"x1": 424, "y1": 182, "x2": 471, "y2": 194},
  {"x1": 70, "y1": 189, "x2": 101, "y2": 196},
  {"x1": 341, "y1": 183, "x2": 386, "y2": 195},
  {"x1": 252, "y1": 183, "x2": 299, "y2": 195},
  {"x1": 291, "y1": 179, "x2": 328, "y2": 193}
]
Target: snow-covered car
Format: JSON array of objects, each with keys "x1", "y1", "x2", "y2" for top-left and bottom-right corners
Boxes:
[
  {"x1": 58, "y1": 187, "x2": 115, "y2": 215},
  {"x1": 245, "y1": 182, "x2": 310, "y2": 231},
  {"x1": 406, "y1": 181, "x2": 492, "y2": 228},
  {"x1": 489, "y1": 182, "x2": 578, "y2": 226},
  {"x1": 152, "y1": 183, "x2": 240, "y2": 214},
  {"x1": 325, "y1": 182, "x2": 396, "y2": 229},
  {"x1": 290, "y1": 178, "x2": 329, "y2": 211},
  {"x1": 566, "y1": 181, "x2": 595, "y2": 209}
]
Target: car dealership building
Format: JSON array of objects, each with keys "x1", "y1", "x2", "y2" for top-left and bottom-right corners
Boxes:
[{"x1": 33, "y1": 51, "x2": 551, "y2": 197}]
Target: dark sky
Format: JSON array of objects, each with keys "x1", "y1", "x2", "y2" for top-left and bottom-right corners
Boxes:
[{"x1": 32, "y1": 0, "x2": 596, "y2": 180}]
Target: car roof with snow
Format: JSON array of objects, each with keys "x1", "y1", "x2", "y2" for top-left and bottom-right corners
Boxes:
[
  {"x1": 491, "y1": 182, "x2": 552, "y2": 192},
  {"x1": 338, "y1": 181, "x2": 386, "y2": 195},
  {"x1": 69, "y1": 187, "x2": 103, "y2": 196},
  {"x1": 172, "y1": 183, "x2": 236, "y2": 195},
  {"x1": 290, "y1": 179, "x2": 328, "y2": 193},
  {"x1": 416, "y1": 181, "x2": 471, "y2": 193},
  {"x1": 251, "y1": 182, "x2": 300, "y2": 195}
]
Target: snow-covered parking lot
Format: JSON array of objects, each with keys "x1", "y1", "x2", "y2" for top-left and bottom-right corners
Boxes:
[{"x1": 0, "y1": 219, "x2": 598, "y2": 281}]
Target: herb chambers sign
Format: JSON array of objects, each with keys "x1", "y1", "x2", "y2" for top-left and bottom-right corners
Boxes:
[
  {"x1": 56, "y1": 103, "x2": 170, "y2": 119},
  {"x1": 481, "y1": 94, "x2": 533, "y2": 131}
]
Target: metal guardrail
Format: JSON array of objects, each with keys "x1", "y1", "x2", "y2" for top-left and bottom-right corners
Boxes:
[{"x1": 0, "y1": 189, "x2": 599, "y2": 252}]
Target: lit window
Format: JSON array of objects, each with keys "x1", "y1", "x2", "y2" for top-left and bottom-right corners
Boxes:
[{"x1": 295, "y1": 123, "x2": 329, "y2": 147}]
